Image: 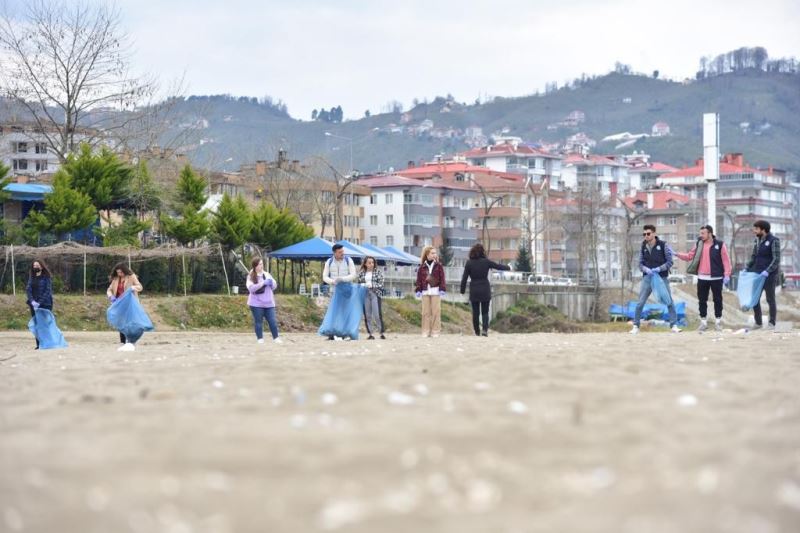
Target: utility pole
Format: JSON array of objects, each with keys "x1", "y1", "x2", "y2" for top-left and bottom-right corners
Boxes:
[{"x1": 703, "y1": 113, "x2": 719, "y2": 227}]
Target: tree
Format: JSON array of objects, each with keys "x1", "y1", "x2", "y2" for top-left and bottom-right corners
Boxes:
[
  {"x1": 0, "y1": 163, "x2": 10, "y2": 236},
  {"x1": 311, "y1": 109, "x2": 318, "y2": 120},
  {"x1": 652, "y1": 70, "x2": 660, "y2": 79},
  {"x1": 250, "y1": 202, "x2": 314, "y2": 252},
  {"x1": 364, "y1": 110, "x2": 371, "y2": 118},
  {"x1": 161, "y1": 164, "x2": 209, "y2": 246},
  {"x1": 62, "y1": 144, "x2": 133, "y2": 216},
  {"x1": 211, "y1": 193, "x2": 252, "y2": 252},
  {"x1": 0, "y1": 0, "x2": 156, "y2": 160},
  {"x1": 93, "y1": 214, "x2": 150, "y2": 247},
  {"x1": 26, "y1": 170, "x2": 96, "y2": 238},
  {"x1": 438, "y1": 234, "x2": 454, "y2": 266},
  {"x1": 174, "y1": 165, "x2": 207, "y2": 210},
  {"x1": 515, "y1": 245, "x2": 532, "y2": 273},
  {"x1": 127, "y1": 160, "x2": 162, "y2": 221}
]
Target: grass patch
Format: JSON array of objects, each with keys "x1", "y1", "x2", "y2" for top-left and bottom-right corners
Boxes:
[{"x1": 492, "y1": 297, "x2": 585, "y2": 333}]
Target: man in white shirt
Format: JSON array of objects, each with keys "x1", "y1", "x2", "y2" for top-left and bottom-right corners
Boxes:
[{"x1": 321, "y1": 244, "x2": 358, "y2": 340}]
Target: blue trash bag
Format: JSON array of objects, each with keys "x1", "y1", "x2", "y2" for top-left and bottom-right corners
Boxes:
[
  {"x1": 318, "y1": 282, "x2": 367, "y2": 339},
  {"x1": 737, "y1": 271, "x2": 766, "y2": 311},
  {"x1": 27, "y1": 308, "x2": 68, "y2": 349},
  {"x1": 650, "y1": 273, "x2": 673, "y2": 305},
  {"x1": 107, "y1": 288, "x2": 154, "y2": 344}
]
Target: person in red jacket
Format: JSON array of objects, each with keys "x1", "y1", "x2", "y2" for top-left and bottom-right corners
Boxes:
[{"x1": 415, "y1": 246, "x2": 446, "y2": 337}]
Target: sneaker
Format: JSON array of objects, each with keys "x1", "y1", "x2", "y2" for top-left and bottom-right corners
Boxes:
[
  {"x1": 766, "y1": 323, "x2": 776, "y2": 331},
  {"x1": 117, "y1": 343, "x2": 135, "y2": 352},
  {"x1": 752, "y1": 323, "x2": 763, "y2": 330},
  {"x1": 273, "y1": 337, "x2": 283, "y2": 344},
  {"x1": 629, "y1": 325, "x2": 639, "y2": 334},
  {"x1": 671, "y1": 325, "x2": 682, "y2": 333},
  {"x1": 367, "y1": 335, "x2": 375, "y2": 340},
  {"x1": 257, "y1": 338, "x2": 265, "y2": 344},
  {"x1": 715, "y1": 322, "x2": 723, "y2": 332},
  {"x1": 481, "y1": 331, "x2": 488, "y2": 337},
  {"x1": 327, "y1": 335, "x2": 335, "y2": 341},
  {"x1": 380, "y1": 334, "x2": 386, "y2": 340},
  {"x1": 698, "y1": 321, "x2": 708, "y2": 332},
  {"x1": 432, "y1": 334, "x2": 440, "y2": 338}
]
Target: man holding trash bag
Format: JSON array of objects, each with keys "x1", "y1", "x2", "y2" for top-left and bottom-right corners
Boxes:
[
  {"x1": 745, "y1": 220, "x2": 780, "y2": 329},
  {"x1": 630, "y1": 225, "x2": 681, "y2": 334}
]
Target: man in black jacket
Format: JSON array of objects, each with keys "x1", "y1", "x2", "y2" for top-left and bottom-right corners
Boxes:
[
  {"x1": 746, "y1": 220, "x2": 780, "y2": 329},
  {"x1": 630, "y1": 225, "x2": 680, "y2": 334}
]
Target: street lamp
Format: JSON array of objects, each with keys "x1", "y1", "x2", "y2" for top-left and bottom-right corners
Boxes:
[{"x1": 324, "y1": 131, "x2": 353, "y2": 176}]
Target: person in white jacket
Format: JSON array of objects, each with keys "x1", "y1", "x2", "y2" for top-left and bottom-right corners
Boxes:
[{"x1": 321, "y1": 243, "x2": 357, "y2": 340}]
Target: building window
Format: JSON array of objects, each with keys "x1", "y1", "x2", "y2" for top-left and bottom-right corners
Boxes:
[
  {"x1": 370, "y1": 215, "x2": 377, "y2": 225},
  {"x1": 385, "y1": 193, "x2": 393, "y2": 204},
  {"x1": 386, "y1": 235, "x2": 394, "y2": 246},
  {"x1": 370, "y1": 194, "x2": 377, "y2": 205},
  {"x1": 15, "y1": 142, "x2": 28, "y2": 153},
  {"x1": 386, "y1": 214, "x2": 394, "y2": 225},
  {"x1": 370, "y1": 236, "x2": 378, "y2": 245},
  {"x1": 35, "y1": 160, "x2": 48, "y2": 172},
  {"x1": 35, "y1": 143, "x2": 48, "y2": 154},
  {"x1": 12, "y1": 159, "x2": 28, "y2": 170}
]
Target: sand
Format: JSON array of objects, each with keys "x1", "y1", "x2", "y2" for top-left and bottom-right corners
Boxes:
[{"x1": 1, "y1": 329, "x2": 799, "y2": 533}]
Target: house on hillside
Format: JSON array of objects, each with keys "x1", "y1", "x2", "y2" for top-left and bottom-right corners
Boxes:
[{"x1": 651, "y1": 122, "x2": 671, "y2": 136}]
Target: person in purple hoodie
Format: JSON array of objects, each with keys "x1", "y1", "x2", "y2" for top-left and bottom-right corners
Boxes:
[{"x1": 246, "y1": 257, "x2": 282, "y2": 344}]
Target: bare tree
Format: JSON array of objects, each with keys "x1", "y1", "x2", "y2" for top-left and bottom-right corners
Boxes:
[
  {"x1": 301, "y1": 156, "x2": 357, "y2": 240},
  {"x1": 617, "y1": 196, "x2": 650, "y2": 305},
  {"x1": 0, "y1": 0, "x2": 157, "y2": 159}
]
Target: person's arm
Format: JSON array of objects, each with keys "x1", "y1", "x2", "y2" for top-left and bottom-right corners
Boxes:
[
  {"x1": 655, "y1": 245, "x2": 674, "y2": 273},
  {"x1": 266, "y1": 271, "x2": 278, "y2": 291},
  {"x1": 766, "y1": 238, "x2": 781, "y2": 273},
  {"x1": 246, "y1": 273, "x2": 264, "y2": 292},
  {"x1": 721, "y1": 244, "x2": 732, "y2": 278},
  {"x1": 745, "y1": 240, "x2": 757, "y2": 271},
  {"x1": 42, "y1": 277, "x2": 53, "y2": 306},
  {"x1": 488, "y1": 260, "x2": 511, "y2": 271},
  {"x1": 638, "y1": 246, "x2": 649, "y2": 273},
  {"x1": 414, "y1": 266, "x2": 423, "y2": 293},
  {"x1": 26, "y1": 277, "x2": 33, "y2": 303},
  {"x1": 344, "y1": 258, "x2": 358, "y2": 282},
  {"x1": 373, "y1": 270, "x2": 384, "y2": 296},
  {"x1": 438, "y1": 263, "x2": 446, "y2": 293},
  {"x1": 130, "y1": 274, "x2": 143, "y2": 292},
  {"x1": 106, "y1": 279, "x2": 115, "y2": 298},
  {"x1": 322, "y1": 259, "x2": 334, "y2": 285},
  {"x1": 460, "y1": 262, "x2": 470, "y2": 294},
  {"x1": 674, "y1": 246, "x2": 694, "y2": 262}
]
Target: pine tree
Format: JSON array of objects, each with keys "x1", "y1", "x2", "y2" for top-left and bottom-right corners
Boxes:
[
  {"x1": 250, "y1": 202, "x2": 314, "y2": 251},
  {"x1": 161, "y1": 206, "x2": 210, "y2": 246},
  {"x1": 63, "y1": 144, "x2": 133, "y2": 215},
  {"x1": 127, "y1": 160, "x2": 162, "y2": 220},
  {"x1": 515, "y1": 244, "x2": 532, "y2": 273},
  {"x1": 26, "y1": 170, "x2": 97, "y2": 238},
  {"x1": 211, "y1": 193, "x2": 252, "y2": 251},
  {"x1": 438, "y1": 234, "x2": 454, "y2": 266},
  {"x1": 174, "y1": 164, "x2": 207, "y2": 210}
]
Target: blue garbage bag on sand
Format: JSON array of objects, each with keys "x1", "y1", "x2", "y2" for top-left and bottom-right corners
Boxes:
[
  {"x1": 318, "y1": 282, "x2": 367, "y2": 339},
  {"x1": 737, "y1": 271, "x2": 766, "y2": 311},
  {"x1": 106, "y1": 288, "x2": 154, "y2": 344},
  {"x1": 650, "y1": 273, "x2": 673, "y2": 306},
  {"x1": 27, "y1": 308, "x2": 68, "y2": 349}
]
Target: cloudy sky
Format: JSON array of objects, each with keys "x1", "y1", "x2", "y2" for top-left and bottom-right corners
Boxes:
[{"x1": 9, "y1": 0, "x2": 800, "y2": 119}]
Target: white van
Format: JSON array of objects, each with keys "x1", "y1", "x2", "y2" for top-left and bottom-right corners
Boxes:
[{"x1": 527, "y1": 274, "x2": 555, "y2": 285}]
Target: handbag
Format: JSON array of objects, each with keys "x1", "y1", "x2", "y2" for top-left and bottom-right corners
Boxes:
[{"x1": 254, "y1": 274, "x2": 267, "y2": 294}]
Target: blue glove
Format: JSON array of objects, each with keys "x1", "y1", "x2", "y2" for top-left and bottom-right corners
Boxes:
[
  {"x1": 439, "y1": 291, "x2": 446, "y2": 296},
  {"x1": 31, "y1": 300, "x2": 40, "y2": 309},
  {"x1": 642, "y1": 267, "x2": 652, "y2": 275},
  {"x1": 723, "y1": 276, "x2": 730, "y2": 286},
  {"x1": 415, "y1": 291, "x2": 422, "y2": 298},
  {"x1": 109, "y1": 295, "x2": 117, "y2": 303},
  {"x1": 760, "y1": 270, "x2": 769, "y2": 278}
]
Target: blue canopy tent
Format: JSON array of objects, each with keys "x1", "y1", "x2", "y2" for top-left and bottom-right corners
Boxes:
[
  {"x1": 384, "y1": 246, "x2": 419, "y2": 264},
  {"x1": 336, "y1": 240, "x2": 392, "y2": 263},
  {"x1": 360, "y1": 243, "x2": 415, "y2": 265},
  {"x1": 267, "y1": 237, "x2": 365, "y2": 295}
]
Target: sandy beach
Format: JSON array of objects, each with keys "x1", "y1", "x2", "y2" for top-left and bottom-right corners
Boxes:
[{"x1": 1, "y1": 329, "x2": 799, "y2": 533}]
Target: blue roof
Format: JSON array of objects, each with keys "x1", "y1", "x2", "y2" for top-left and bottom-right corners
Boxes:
[
  {"x1": 3, "y1": 183, "x2": 52, "y2": 202},
  {"x1": 384, "y1": 246, "x2": 419, "y2": 264},
  {"x1": 360, "y1": 242, "x2": 413, "y2": 264},
  {"x1": 336, "y1": 240, "x2": 392, "y2": 262},
  {"x1": 269, "y1": 237, "x2": 365, "y2": 260}
]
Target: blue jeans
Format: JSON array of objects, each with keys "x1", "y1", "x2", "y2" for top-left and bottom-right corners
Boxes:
[
  {"x1": 250, "y1": 306, "x2": 279, "y2": 339},
  {"x1": 634, "y1": 274, "x2": 677, "y2": 327}
]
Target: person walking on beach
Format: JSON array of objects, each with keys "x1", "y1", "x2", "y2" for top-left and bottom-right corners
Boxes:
[
  {"x1": 358, "y1": 256, "x2": 385, "y2": 340},
  {"x1": 246, "y1": 257, "x2": 282, "y2": 344},
  {"x1": 460, "y1": 243, "x2": 510, "y2": 337},
  {"x1": 745, "y1": 219, "x2": 780, "y2": 329},
  {"x1": 26, "y1": 259, "x2": 53, "y2": 349},
  {"x1": 415, "y1": 246, "x2": 446, "y2": 338},
  {"x1": 674, "y1": 224, "x2": 732, "y2": 332},
  {"x1": 321, "y1": 243, "x2": 358, "y2": 340},
  {"x1": 106, "y1": 263, "x2": 143, "y2": 350},
  {"x1": 630, "y1": 225, "x2": 681, "y2": 334}
]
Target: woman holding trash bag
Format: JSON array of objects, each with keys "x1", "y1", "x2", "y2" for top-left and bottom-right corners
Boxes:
[
  {"x1": 460, "y1": 243, "x2": 510, "y2": 337},
  {"x1": 106, "y1": 263, "x2": 143, "y2": 350},
  {"x1": 246, "y1": 257, "x2": 282, "y2": 344},
  {"x1": 358, "y1": 256, "x2": 385, "y2": 340},
  {"x1": 415, "y1": 246, "x2": 446, "y2": 338},
  {"x1": 26, "y1": 259, "x2": 54, "y2": 349}
]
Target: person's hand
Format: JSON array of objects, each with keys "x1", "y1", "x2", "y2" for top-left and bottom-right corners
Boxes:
[
  {"x1": 760, "y1": 270, "x2": 769, "y2": 278},
  {"x1": 439, "y1": 291, "x2": 446, "y2": 296},
  {"x1": 642, "y1": 267, "x2": 652, "y2": 275},
  {"x1": 723, "y1": 276, "x2": 730, "y2": 287},
  {"x1": 508, "y1": 264, "x2": 514, "y2": 271},
  {"x1": 31, "y1": 300, "x2": 39, "y2": 309},
  {"x1": 415, "y1": 291, "x2": 422, "y2": 298},
  {"x1": 109, "y1": 295, "x2": 117, "y2": 303}
]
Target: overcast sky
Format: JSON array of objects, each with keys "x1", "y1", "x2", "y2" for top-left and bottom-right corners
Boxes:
[{"x1": 10, "y1": 0, "x2": 800, "y2": 119}]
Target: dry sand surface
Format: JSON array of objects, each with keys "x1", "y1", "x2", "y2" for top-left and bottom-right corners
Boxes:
[{"x1": 1, "y1": 329, "x2": 800, "y2": 533}]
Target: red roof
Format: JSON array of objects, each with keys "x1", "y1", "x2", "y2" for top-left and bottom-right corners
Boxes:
[
  {"x1": 393, "y1": 162, "x2": 530, "y2": 192},
  {"x1": 462, "y1": 144, "x2": 560, "y2": 159},
  {"x1": 623, "y1": 191, "x2": 690, "y2": 210},
  {"x1": 661, "y1": 162, "x2": 760, "y2": 179},
  {"x1": 563, "y1": 154, "x2": 629, "y2": 167},
  {"x1": 358, "y1": 174, "x2": 472, "y2": 191}
]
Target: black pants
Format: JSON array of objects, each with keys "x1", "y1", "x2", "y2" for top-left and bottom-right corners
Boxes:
[
  {"x1": 120, "y1": 332, "x2": 127, "y2": 343},
  {"x1": 753, "y1": 272, "x2": 778, "y2": 326},
  {"x1": 697, "y1": 279, "x2": 723, "y2": 319},
  {"x1": 29, "y1": 304, "x2": 53, "y2": 348},
  {"x1": 471, "y1": 300, "x2": 490, "y2": 335}
]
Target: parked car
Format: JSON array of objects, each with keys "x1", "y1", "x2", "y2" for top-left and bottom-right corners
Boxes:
[
  {"x1": 668, "y1": 274, "x2": 688, "y2": 284},
  {"x1": 527, "y1": 274, "x2": 555, "y2": 285},
  {"x1": 555, "y1": 277, "x2": 575, "y2": 287}
]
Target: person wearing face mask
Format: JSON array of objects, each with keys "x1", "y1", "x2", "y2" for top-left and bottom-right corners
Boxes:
[
  {"x1": 745, "y1": 219, "x2": 780, "y2": 329},
  {"x1": 26, "y1": 259, "x2": 54, "y2": 349},
  {"x1": 674, "y1": 224, "x2": 732, "y2": 332},
  {"x1": 414, "y1": 246, "x2": 446, "y2": 338},
  {"x1": 630, "y1": 225, "x2": 681, "y2": 334}
]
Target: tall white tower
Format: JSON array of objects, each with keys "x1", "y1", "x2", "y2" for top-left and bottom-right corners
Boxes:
[{"x1": 703, "y1": 113, "x2": 720, "y2": 227}]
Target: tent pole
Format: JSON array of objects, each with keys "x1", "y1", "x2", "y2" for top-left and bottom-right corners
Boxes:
[
  {"x1": 83, "y1": 252, "x2": 87, "y2": 296},
  {"x1": 219, "y1": 243, "x2": 231, "y2": 296},
  {"x1": 182, "y1": 252, "x2": 188, "y2": 297},
  {"x1": 10, "y1": 244, "x2": 16, "y2": 297}
]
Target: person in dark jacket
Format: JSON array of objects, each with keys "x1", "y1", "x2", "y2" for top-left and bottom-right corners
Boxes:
[
  {"x1": 745, "y1": 219, "x2": 780, "y2": 329},
  {"x1": 631, "y1": 225, "x2": 681, "y2": 334},
  {"x1": 460, "y1": 243, "x2": 510, "y2": 336},
  {"x1": 414, "y1": 246, "x2": 446, "y2": 337},
  {"x1": 26, "y1": 259, "x2": 54, "y2": 349}
]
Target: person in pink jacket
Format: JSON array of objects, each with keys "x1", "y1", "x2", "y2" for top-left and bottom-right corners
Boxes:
[
  {"x1": 246, "y1": 257, "x2": 282, "y2": 344},
  {"x1": 674, "y1": 224, "x2": 732, "y2": 331}
]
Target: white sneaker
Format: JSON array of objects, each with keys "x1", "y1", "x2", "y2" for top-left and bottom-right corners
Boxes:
[
  {"x1": 273, "y1": 337, "x2": 283, "y2": 344},
  {"x1": 671, "y1": 325, "x2": 682, "y2": 333},
  {"x1": 715, "y1": 321, "x2": 723, "y2": 332},
  {"x1": 629, "y1": 325, "x2": 639, "y2": 334},
  {"x1": 257, "y1": 338, "x2": 265, "y2": 344},
  {"x1": 117, "y1": 342, "x2": 135, "y2": 352},
  {"x1": 698, "y1": 321, "x2": 708, "y2": 332}
]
